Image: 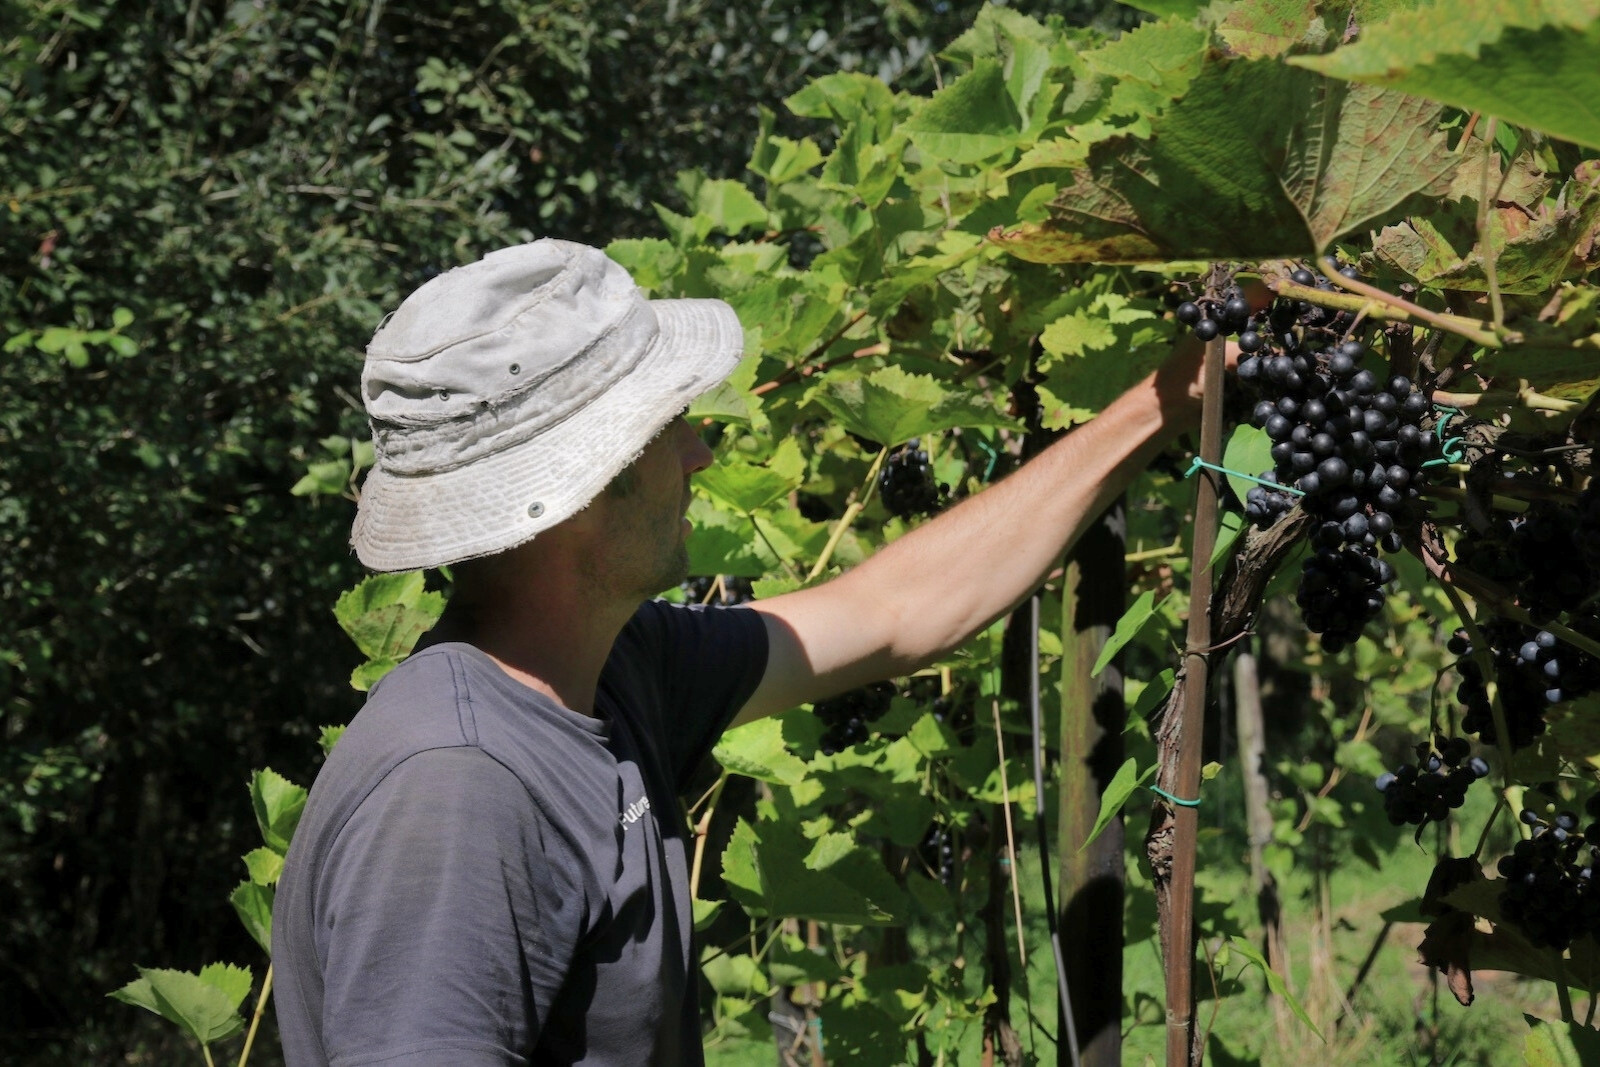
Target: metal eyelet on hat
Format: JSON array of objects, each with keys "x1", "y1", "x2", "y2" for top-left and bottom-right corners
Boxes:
[
  {"x1": 509, "y1": 363, "x2": 520, "y2": 374},
  {"x1": 439, "y1": 389, "x2": 450, "y2": 401},
  {"x1": 527, "y1": 502, "x2": 544, "y2": 518}
]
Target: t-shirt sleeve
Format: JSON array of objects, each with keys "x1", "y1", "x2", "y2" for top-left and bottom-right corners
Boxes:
[
  {"x1": 312, "y1": 747, "x2": 583, "y2": 1067},
  {"x1": 625, "y1": 601, "x2": 769, "y2": 789}
]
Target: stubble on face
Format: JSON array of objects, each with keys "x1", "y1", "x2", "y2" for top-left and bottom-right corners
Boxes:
[{"x1": 587, "y1": 437, "x2": 695, "y2": 601}]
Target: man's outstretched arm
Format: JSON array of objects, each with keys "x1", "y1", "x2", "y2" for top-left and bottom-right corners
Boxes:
[{"x1": 736, "y1": 339, "x2": 1211, "y2": 726}]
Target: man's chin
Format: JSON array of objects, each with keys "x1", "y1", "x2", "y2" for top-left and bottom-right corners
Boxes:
[{"x1": 645, "y1": 548, "x2": 693, "y2": 600}]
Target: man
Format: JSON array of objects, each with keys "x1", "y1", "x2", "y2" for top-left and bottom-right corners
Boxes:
[{"x1": 273, "y1": 239, "x2": 1212, "y2": 1065}]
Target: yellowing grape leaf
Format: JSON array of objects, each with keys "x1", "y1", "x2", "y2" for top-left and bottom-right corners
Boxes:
[
  {"x1": 1373, "y1": 167, "x2": 1600, "y2": 294},
  {"x1": 991, "y1": 58, "x2": 1458, "y2": 263},
  {"x1": 1218, "y1": 0, "x2": 1330, "y2": 58}
]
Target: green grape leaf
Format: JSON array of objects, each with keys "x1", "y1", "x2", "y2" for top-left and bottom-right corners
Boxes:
[
  {"x1": 1226, "y1": 937, "x2": 1325, "y2": 1040},
  {"x1": 864, "y1": 243, "x2": 986, "y2": 321},
  {"x1": 691, "y1": 898, "x2": 723, "y2": 933},
  {"x1": 692, "y1": 179, "x2": 769, "y2": 237},
  {"x1": 944, "y1": 743, "x2": 1034, "y2": 804},
  {"x1": 1118, "y1": 0, "x2": 1207, "y2": 16},
  {"x1": 108, "y1": 964, "x2": 252, "y2": 1044},
  {"x1": 702, "y1": 947, "x2": 770, "y2": 997},
  {"x1": 906, "y1": 712, "x2": 960, "y2": 759},
  {"x1": 1129, "y1": 668, "x2": 1177, "y2": 722},
  {"x1": 1292, "y1": 0, "x2": 1600, "y2": 150},
  {"x1": 903, "y1": 59, "x2": 1023, "y2": 165},
  {"x1": 242, "y1": 847, "x2": 283, "y2": 886},
  {"x1": 1221, "y1": 424, "x2": 1277, "y2": 504},
  {"x1": 1379, "y1": 898, "x2": 1427, "y2": 924},
  {"x1": 993, "y1": 59, "x2": 1458, "y2": 262},
  {"x1": 851, "y1": 786, "x2": 934, "y2": 849},
  {"x1": 685, "y1": 501, "x2": 770, "y2": 578},
  {"x1": 290, "y1": 459, "x2": 351, "y2": 497},
  {"x1": 250, "y1": 767, "x2": 307, "y2": 855},
  {"x1": 1524, "y1": 1016, "x2": 1600, "y2": 1066},
  {"x1": 749, "y1": 108, "x2": 826, "y2": 185},
  {"x1": 820, "y1": 124, "x2": 909, "y2": 208},
  {"x1": 804, "y1": 832, "x2": 910, "y2": 918},
  {"x1": 768, "y1": 939, "x2": 846, "y2": 986},
  {"x1": 714, "y1": 718, "x2": 810, "y2": 786},
  {"x1": 1093, "y1": 590, "x2": 1172, "y2": 677},
  {"x1": 719, "y1": 816, "x2": 900, "y2": 924},
  {"x1": 318, "y1": 724, "x2": 345, "y2": 756},
  {"x1": 810, "y1": 365, "x2": 1018, "y2": 447},
  {"x1": 603, "y1": 238, "x2": 684, "y2": 293},
  {"x1": 332, "y1": 572, "x2": 445, "y2": 662},
  {"x1": 1210, "y1": 509, "x2": 1247, "y2": 571},
  {"x1": 1035, "y1": 292, "x2": 1173, "y2": 427},
  {"x1": 350, "y1": 657, "x2": 401, "y2": 692},
  {"x1": 817, "y1": 1000, "x2": 906, "y2": 1064},
  {"x1": 719, "y1": 817, "x2": 767, "y2": 908},
  {"x1": 786, "y1": 71, "x2": 897, "y2": 136},
  {"x1": 694, "y1": 460, "x2": 801, "y2": 515},
  {"x1": 1078, "y1": 758, "x2": 1156, "y2": 852},
  {"x1": 855, "y1": 963, "x2": 931, "y2": 1026},
  {"x1": 1474, "y1": 346, "x2": 1600, "y2": 404},
  {"x1": 940, "y1": 4, "x2": 1057, "y2": 67},
  {"x1": 1081, "y1": 17, "x2": 1209, "y2": 121},
  {"x1": 1473, "y1": 282, "x2": 1600, "y2": 401},
  {"x1": 230, "y1": 881, "x2": 274, "y2": 953},
  {"x1": 1545, "y1": 694, "x2": 1600, "y2": 766}
]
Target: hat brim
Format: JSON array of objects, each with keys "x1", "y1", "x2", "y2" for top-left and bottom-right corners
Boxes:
[{"x1": 351, "y1": 297, "x2": 744, "y2": 572}]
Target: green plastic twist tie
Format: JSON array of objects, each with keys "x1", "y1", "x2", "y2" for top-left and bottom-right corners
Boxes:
[
  {"x1": 1150, "y1": 784, "x2": 1202, "y2": 808},
  {"x1": 1184, "y1": 456, "x2": 1307, "y2": 497},
  {"x1": 1421, "y1": 405, "x2": 1466, "y2": 468},
  {"x1": 975, "y1": 439, "x2": 1002, "y2": 484}
]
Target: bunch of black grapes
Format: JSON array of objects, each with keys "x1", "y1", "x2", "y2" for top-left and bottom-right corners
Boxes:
[
  {"x1": 812, "y1": 682, "x2": 894, "y2": 755},
  {"x1": 1497, "y1": 799, "x2": 1600, "y2": 952},
  {"x1": 879, "y1": 439, "x2": 945, "y2": 520},
  {"x1": 1454, "y1": 502, "x2": 1599, "y2": 622},
  {"x1": 1169, "y1": 266, "x2": 1358, "y2": 345},
  {"x1": 677, "y1": 575, "x2": 754, "y2": 606},
  {"x1": 1451, "y1": 625, "x2": 1600, "y2": 749},
  {"x1": 918, "y1": 823, "x2": 957, "y2": 886},
  {"x1": 1198, "y1": 268, "x2": 1435, "y2": 651},
  {"x1": 1374, "y1": 735, "x2": 1489, "y2": 829}
]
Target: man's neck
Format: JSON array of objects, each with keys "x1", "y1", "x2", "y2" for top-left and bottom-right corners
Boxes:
[{"x1": 428, "y1": 542, "x2": 639, "y2": 717}]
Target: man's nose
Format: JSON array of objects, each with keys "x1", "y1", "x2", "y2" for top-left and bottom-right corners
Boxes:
[{"x1": 677, "y1": 418, "x2": 714, "y2": 475}]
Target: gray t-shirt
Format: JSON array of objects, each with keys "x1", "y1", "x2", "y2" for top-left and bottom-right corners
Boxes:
[{"x1": 272, "y1": 600, "x2": 769, "y2": 1066}]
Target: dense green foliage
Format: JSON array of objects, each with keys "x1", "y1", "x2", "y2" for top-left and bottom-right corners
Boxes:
[
  {"x1": 0, "y1": 0, "x2": 1097, "y2": 1059},
  {"x1": 10, "y1": 0, "x2": 1600, "y2": 1062}
]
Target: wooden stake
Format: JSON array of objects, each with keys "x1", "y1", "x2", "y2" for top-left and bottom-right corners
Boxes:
[{"x1": 1152, "y1": 309, "x2": 1227, "y2": 1067}]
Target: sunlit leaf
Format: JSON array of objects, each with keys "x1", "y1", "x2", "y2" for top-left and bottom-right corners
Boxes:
[
  {"x1": 993, "y1": 60, "x2": 1457, "y2": 262},
  {"x1": 108, "y1": 964, "x2": 252, "y2": 1044},
  {"x1": 810, "y1": 365, "x2": 1018, "y2": 447},
  {"x1": 1078, "y1": 758, "x2": 1155, "y2": 852},
  {"x1": 714, "y1": 718, "x2": 810, "y2": 785},
  {"x1": 1293, "y1": 0, "x2": 1600, "y2": 150},
  {"x1": 250, "y1": 767, "x2": 307, "y2": 855}
]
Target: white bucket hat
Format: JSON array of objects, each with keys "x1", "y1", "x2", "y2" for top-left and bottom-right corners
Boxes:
[{"x1": 350, "y1": 238, "x2": 744, "y2": 572}]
